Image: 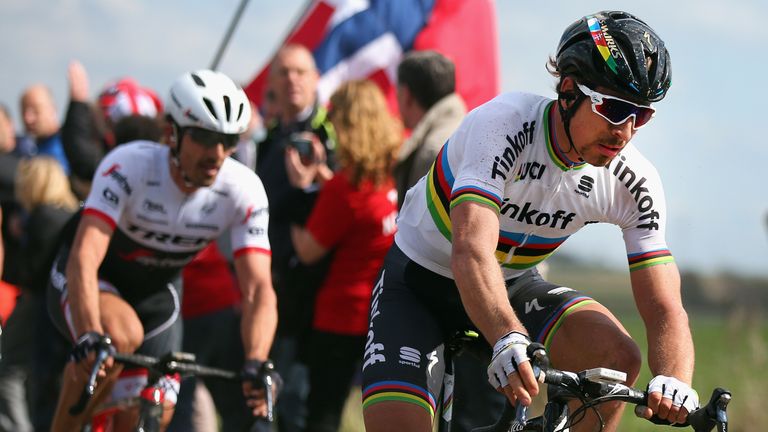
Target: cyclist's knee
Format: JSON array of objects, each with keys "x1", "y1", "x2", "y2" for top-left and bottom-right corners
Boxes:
[
  {"x1": 100, "y1": 295, "x2": 144, "y2": 352},
  {"x1": 608, "y1": 336, "x2": 641, "y2": 384},
  {"x1": 363, "y1": 401, "x2": 432, "y2": 432}
]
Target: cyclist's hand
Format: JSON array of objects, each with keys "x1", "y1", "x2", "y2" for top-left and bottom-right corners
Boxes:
[
  {"x1": 242, "y1": 359, "x2": 283, "y2": 419},
  {"x1": 642, "y1": 375, "x2": 699, "y2": 424},
  {"x1": 487, "y1": 331, "x2": 538, "y2": 406},
  {"x1": 69, "y1": 331, "x2": 114, "y2": 381}
]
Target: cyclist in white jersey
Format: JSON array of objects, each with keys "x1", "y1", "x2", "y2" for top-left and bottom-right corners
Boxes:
[
  {"x1": 363, "y1": 11, "x2": 697, "y2": 432},
  {"x1": 47, "y1": 70, "x2": 278, "y2": 431}
]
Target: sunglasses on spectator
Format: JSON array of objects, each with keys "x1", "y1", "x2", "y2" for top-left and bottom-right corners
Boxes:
[
  {"x1": 185, "y1": 127, "x2": 240, "y2": 150},
  {"x1": 576, "y1": 83, "x2": 655, "y2": 130}
]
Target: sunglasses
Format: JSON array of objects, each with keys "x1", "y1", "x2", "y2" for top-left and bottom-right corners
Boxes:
[
  {"x1": 184, "y1": 127, "x2": 240, "y2": 150},
  {"x1": 576, "y1": 84, "x2": 656, "y2": 130}
]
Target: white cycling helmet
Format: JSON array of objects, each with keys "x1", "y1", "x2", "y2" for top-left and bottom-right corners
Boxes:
[{"x1": 166, "y1": 70, "x2": 251, "y2": 135}]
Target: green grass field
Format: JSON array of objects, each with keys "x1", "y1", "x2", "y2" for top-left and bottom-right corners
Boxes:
[{"x1": 338, "y1": 262, "x2": 767, "y2": 431}]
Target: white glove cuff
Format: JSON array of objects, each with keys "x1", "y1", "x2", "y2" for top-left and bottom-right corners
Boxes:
[{"x1": 486, "y1": 331, "x2": 530, "y2": 388}]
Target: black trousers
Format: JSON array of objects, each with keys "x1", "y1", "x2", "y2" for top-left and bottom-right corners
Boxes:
[{"x1": 305, "y1": 330, "x2": 365, "y2": 432}]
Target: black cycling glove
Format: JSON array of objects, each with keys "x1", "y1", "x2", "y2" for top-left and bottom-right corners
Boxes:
[
  {"x1": 242, "y1": 358, "x2": 283, "y2": 394},
  {"x1": 69, "y1": 331, "x2": 114, "y2": 363}
]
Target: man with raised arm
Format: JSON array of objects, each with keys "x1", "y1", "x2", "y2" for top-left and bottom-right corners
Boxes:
[
  {"x1": 46, "y1": 70, "x2": 279, "y2": 431},
  {"x1": 362, "y1": 11, "x2": 696, "y2": 432}
]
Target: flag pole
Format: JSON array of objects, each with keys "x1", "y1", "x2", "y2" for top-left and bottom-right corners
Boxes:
[{"x1": 210, "y1": 0, "x2": 251, "y2": 70}]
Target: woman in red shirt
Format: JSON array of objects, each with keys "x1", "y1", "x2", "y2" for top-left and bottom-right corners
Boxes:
[{"x1": 286, "y1": 79, "x2": 401, "y2": 432}]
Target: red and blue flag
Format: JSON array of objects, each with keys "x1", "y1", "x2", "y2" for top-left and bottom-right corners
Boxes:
[{"x1": 244, "y1": 0, "x2": 499, "y2": 113}]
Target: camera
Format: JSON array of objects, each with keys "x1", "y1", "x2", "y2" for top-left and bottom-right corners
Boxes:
[{"x1": 287, "y1": 133, "x2": 314, "y2": 160}]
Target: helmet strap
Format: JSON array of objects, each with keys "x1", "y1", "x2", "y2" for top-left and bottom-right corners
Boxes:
[
  {"x1": 557, "y1": 92, "x2": 586, "y2": 163},
  {"x1": 169, "y1": 123, "x2": 195, "y2": 189}
]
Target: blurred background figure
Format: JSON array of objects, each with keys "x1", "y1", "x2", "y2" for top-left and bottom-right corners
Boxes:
[
  {"x1": 254, "y1": 43, "x2": 336, "y2": 432},
  {"x1": 17, "y1": 85, "x2": 70, "y2": 174},
  {"x1": 62, "y1": 60, "x2": 163, "y2": 198},
  {"x1": 0, "y1": 103, "x2": 23, "y2": 338},
  {"x1": 285, "y1": 79, "x2": 401, "y2": 432},
  {"x1": 0, "y1": 157, "x2": 78, "y2": 432},
  {"x1": 394, "y1": 50, "x2": 466, "y2": 208}
]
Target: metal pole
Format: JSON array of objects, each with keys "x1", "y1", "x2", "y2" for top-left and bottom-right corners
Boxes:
[{"x1": 210, "y1": 0, "x2": 252, "y2": 70}]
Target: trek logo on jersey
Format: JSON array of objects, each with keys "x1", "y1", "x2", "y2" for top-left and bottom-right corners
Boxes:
[
  {"x1": 499, "y1": 200, "x2": 576, "y2": 229},
  {"x1": 491, "y1": 121, "x2": 536, "y2": 180},
  {"x1": 574, "y1": 175, "x2": 595, "y2": 198},
  {"x1": 126, "y1": 224, "x2": 207, "y2": 247},
  {"x1": 515, "y1": 161, "x2": 546, "y2": 182},
  {"x1": 101, "y1": 163, "x2": 132, "y2": 195},
  {"x1": 612, "y1": 156, "x2": 660, "y2": 230}
]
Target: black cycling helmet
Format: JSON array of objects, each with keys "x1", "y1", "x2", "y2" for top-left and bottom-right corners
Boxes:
[{"x1": 556, "y1": 10, "x2": 671, "y2": 103}]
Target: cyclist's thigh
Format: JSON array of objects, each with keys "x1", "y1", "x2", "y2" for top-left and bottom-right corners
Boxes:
[
  {"x1": 507, "y1": 269, "x2": 600, "y2": 349},
  {"x1": 47, "y1": 247, "x2": 142, "y2": 348},
  {"x1": 507, "y1": 271, "x2": 638, "y2": 371},
  {"x1": 362, "y1": 245, "x2": 447, "y2": 431},
  {"x1": 130, "y1": 283, "x2": 182, "y2": 357}
]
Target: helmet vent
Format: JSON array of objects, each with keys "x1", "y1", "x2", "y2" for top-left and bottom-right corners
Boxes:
[
  {"x1": 223, "y1": 95, "x2": 232, "y2": 121},
  {"x1": 203, "y1": 97, "x2": 218, "y2": 120},
  {"x1": 236, "y1": 103, "x2": 244, "y2": 121},
  {"x1": 191, "y1": 73, "x2": 206, "y2": 87}
]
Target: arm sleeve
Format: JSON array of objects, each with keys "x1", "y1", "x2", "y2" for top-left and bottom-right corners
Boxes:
[
  {"x1": 82, "y1": 146, "x2": 139, "y2": 229},
  {"x1": 615, "y1": 150, "x2": 674, "y2": 272},
  {"x1": 449, "y1": 100, "x2": 530, "y2": 213},
  {"x1": 230, "y1": 173, "x2": 271, "y2": 257}
]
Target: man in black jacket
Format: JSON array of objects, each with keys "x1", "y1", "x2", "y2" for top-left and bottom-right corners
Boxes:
[{"x1": 254, "y1": 43, "x2": 335, "y2": 432}]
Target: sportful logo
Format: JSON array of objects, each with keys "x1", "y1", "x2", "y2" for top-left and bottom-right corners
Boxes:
[
  {"x1": 612, "y1": 156, "x2": 660, "y2": 230},
  {"x1": 575, "y1": 175, "x2": 595, "y2": 198},
  {"x1": 399, "y1": 347, "x2": 421, "y2": 367},
  {"x1": 499, "y1": 201, "x2": 576, "y2": 229},
  {"x1": 491, "y1": 121, "x2": 536, "y2": 181}
]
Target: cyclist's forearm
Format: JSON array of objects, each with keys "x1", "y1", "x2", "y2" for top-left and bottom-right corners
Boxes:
[
  {"x1": 65, "y1": 255, "x2": 103, "y2": 336},
  {"x1": 646, "y1": 308, "x2": 695, "y2": 383},
  {"x1": 240, "y1": 282, "x2": 277, "y2": 360},
  {"x1": 450, "y1": 202, "x2": 526, "y2": 343}
]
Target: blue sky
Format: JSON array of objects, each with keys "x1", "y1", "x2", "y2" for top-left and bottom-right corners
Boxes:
[{"x1": 2, "y1": 0, "x2": 766, "y2": 276}]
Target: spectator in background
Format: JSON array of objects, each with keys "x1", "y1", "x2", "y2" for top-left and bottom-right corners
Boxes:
[
  {"x1": 394, "y1": 50, "x2": 504, "y2": 431},
  {"x1": 62, "y1": 60, "x2": 162, "y2": 198},
  {"x1": 0, "y1": 157, "x2": 78, "y2": 432},
  {"x1": 254, "y1": 43, "x2": 336, "y2": 432},
  {"x1": 394, "y1": 50, "x2": 467, "y2": 208},
  {"x1": 0, "y1": 104, "x2": 23, "y2": 313},
  {"x1": 18, "y1": 85, "x2": 70, "y2": 174},
  {"x1": 285, "y1": 79, "x2": 400, "y2": 432}
]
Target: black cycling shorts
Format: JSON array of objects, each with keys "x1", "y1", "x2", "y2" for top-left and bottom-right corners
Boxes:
[
  {"x1": 361, "y1": 244, "x2": 597, "y2": 418},
  {"x1": 46, "y1": 245, "x2": 182, "y2": 358}
]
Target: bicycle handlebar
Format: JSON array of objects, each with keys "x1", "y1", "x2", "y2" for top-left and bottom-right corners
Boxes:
[
  {"x1": 475, "y1": 343, "x2": 731, "y2": 432},
  {"x1": 68, "y1": 347, "x2": 274, "y2": 422}
]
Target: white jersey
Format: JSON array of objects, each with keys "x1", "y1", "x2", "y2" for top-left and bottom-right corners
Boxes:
[
  {"x1": 395, "y1": 92, "x2": 673, "y2": 280},
  {"x1": 82, "y1": 141, "x2": 270, "y2": 288}
]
